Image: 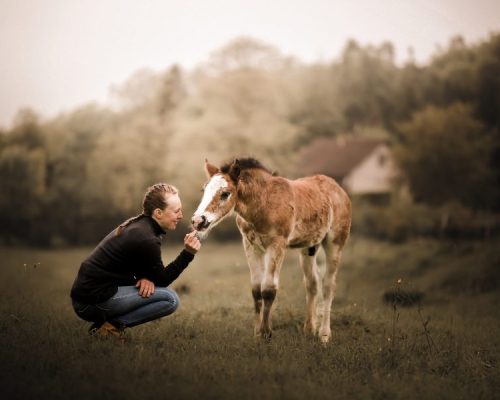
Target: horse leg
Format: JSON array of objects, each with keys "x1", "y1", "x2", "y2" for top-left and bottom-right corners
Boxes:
[
  {"x1": 242, "y1": 237, "x2": 265, "y2": 336},
  {"x1": 299, "y1": 248, "x2": 319, "y2": 335},
  {"x1": 259, "y1": 240, "x2": 286, "y2": 339},
  {"x1": 319, "y1": 235, "x2": 344, "y2": 343}
]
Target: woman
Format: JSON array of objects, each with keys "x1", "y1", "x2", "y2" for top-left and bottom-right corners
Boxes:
[{"x1": 70, "y1": 183, "x2": 201, "y2": 340}]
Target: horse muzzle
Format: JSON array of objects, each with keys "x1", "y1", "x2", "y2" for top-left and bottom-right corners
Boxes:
[{"x1": 191, "y1": 214, "x2": 211, "y2": 231}]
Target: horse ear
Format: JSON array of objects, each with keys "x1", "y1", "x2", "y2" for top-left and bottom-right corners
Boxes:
[
  {"x1": 204, "y1": 159, "x2": 219, "y2": 178},
  {"x1": 228, "y1": 159, "x2": 241, "y2": 183}
]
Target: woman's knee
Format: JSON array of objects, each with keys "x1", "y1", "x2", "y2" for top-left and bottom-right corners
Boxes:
[
  {"x1": 147, "y1": 294, "x2": 180, "y2": 320},
  {"x1": 156, "y1": 287, "x2": 180, "y2": 311},
  {"x1": 168, "y1": 289, "x2": 181, "y2": 312}
]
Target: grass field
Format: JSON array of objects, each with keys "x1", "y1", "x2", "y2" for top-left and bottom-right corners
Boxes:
[{"x1": 0, "y1": 235, "x2": 499, "y2": 400}]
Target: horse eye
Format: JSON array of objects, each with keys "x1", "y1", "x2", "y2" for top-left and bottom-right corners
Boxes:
[{"x1": 220, "y1": 191, "x2": 230, "y2": 201}]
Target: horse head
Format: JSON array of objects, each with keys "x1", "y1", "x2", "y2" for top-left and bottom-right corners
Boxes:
[{"x1": 191, "y1": 159, "x2": 239, "y2": 239}]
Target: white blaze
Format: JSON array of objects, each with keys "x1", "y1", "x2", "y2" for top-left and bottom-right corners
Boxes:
[{"x1": 194, "y1": 174, "x2": 228, "y2": 220}]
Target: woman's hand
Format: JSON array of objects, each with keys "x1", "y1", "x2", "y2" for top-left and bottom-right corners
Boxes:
[
  {"x1": 136, "y1": 278, "x2": 155, "y2": 298},
  {"x1": 184, "y1": 231, "x2": 202, "y2": 254}
]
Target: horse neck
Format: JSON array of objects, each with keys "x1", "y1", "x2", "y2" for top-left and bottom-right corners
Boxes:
[{"x1": 234, "y1": 170, "x2": 273, "y2": 221}]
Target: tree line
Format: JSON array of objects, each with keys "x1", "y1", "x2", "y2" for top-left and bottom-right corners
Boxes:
[{"x1": 1, "y1": 34, "x2": 499, "y2": 245}]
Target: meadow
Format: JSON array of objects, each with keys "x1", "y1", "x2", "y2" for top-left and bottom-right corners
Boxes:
[{"x1": 0, "y1": 234, "x2": 499, "y2": 400}]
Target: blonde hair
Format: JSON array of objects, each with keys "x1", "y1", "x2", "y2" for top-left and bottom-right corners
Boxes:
[{"x1": 116, "y1": 183, "x2": 179, "y2": 236}]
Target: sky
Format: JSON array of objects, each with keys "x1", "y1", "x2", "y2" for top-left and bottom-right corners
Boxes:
[{"x1": 1, "y1": 0, "x2": 499, "y2": 128}]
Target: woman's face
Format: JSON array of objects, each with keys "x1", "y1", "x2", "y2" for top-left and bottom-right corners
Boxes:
[{"x1": 154, "y1": 194, "x2": 183, "y2": 231}]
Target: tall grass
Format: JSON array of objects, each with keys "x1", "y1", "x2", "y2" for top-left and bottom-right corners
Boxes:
[{"x1": 0, "y1": 236, "x2": 498, "y2": 400}]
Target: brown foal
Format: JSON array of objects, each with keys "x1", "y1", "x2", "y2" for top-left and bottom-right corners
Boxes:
[{"x1": 192, "y1": 158, "x2": 351, "y2": 343}]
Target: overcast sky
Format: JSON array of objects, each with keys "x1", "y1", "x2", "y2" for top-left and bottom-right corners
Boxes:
[{"x1": 1, "y1": 0, "x2": 499, "y2": 127}]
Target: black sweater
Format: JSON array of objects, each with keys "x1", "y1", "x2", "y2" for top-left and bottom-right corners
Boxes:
[{"x1": 70, "y1": 215, "x2": 194, "y2": 304}]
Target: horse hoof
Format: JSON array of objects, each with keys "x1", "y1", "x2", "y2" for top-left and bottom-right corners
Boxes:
[
  {"x1": 320, "y1": 334, "x2": 331, "y2": 344},
  {"x1": 254, "y1": 331, "x2": 272, "y2": 340},
  {"x1": 259, "y1": 329, "x2": 272, "y2": 340}
]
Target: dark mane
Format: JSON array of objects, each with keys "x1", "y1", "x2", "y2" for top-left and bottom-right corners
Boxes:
[{"x1": 221, "y1": 157, "x2": 278, "y2": 176}]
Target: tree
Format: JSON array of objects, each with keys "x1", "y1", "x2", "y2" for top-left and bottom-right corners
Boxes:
[
  {"x1": 394, "y1": 103, "x2": 498, "y2": 210},
  {"x1": 109, "y1": 68, "x2": 163, "y2": 110},
  {"x1": 476, "y1": 57, "x2": 500, "y2": 128},
  {"x1": 205, "y1": 36, "x2": 287, "y2": 73},
  {"x1": 0, "y1": 110, "x2": 47, "y2": 243},
  {"x1": 336, "y1": 40, "x2": 399, "y2": 130}
]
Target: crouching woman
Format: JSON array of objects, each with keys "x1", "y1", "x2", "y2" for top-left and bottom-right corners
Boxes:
[{"x1": 70, "y1": 183, "x2": 201, "y2": 340}]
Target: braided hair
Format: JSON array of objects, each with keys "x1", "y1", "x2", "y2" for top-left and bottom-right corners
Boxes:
[{"x1": 115, "y1": 183, "x2": 179, "y2": 236}]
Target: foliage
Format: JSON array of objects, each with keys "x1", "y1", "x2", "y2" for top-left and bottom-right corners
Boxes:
[
  {"x1": 1, "y1": 34, "x2": 500, "y2": 245},
  {"x1": 394, "y1": 103, "x2": 498, "y2": 209},
  {"x1": 352, "y1": 197, "x2": 499, "y2": 242}
]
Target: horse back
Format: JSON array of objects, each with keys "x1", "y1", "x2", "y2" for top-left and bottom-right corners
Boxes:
[{"x1": 288, "y1": 174, "x2": 351, "y2": 246}]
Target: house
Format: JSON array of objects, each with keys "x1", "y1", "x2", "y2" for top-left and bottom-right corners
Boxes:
[{"x1": 296, "y1": 136, "x2": 399, "y2": 198}]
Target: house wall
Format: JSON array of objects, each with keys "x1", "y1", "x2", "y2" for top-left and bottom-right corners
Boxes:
[{"x1": 343, "y1": 144, "x2": 398, "y2": 195}]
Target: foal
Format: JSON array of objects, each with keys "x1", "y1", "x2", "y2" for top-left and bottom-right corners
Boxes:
[{"x1": 192, "y1": 158, "x2": 351, "y2": 343}]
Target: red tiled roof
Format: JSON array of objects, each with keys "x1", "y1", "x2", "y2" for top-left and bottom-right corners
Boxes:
[{"x1": 297, "y1": 136, "x2": 386, "y2": 179}]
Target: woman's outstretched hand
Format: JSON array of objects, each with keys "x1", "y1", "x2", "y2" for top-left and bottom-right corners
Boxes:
[{"x1": 184, "y1": 231, "x2": 202, "y2": 254}]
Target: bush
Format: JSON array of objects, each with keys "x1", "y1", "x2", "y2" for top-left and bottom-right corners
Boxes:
[{"x1": 352, "y1": 197, "x2": 500, "y2": 241}]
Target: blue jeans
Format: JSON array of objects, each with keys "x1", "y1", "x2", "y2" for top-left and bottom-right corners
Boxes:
[{"x1": 72, "y1": 286, "x2": 180, "y2": 328}]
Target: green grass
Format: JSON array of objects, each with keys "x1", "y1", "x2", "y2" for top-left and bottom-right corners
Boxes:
[{"x1": 0, "y1": 236, "x2": 499, "y2": 400}]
